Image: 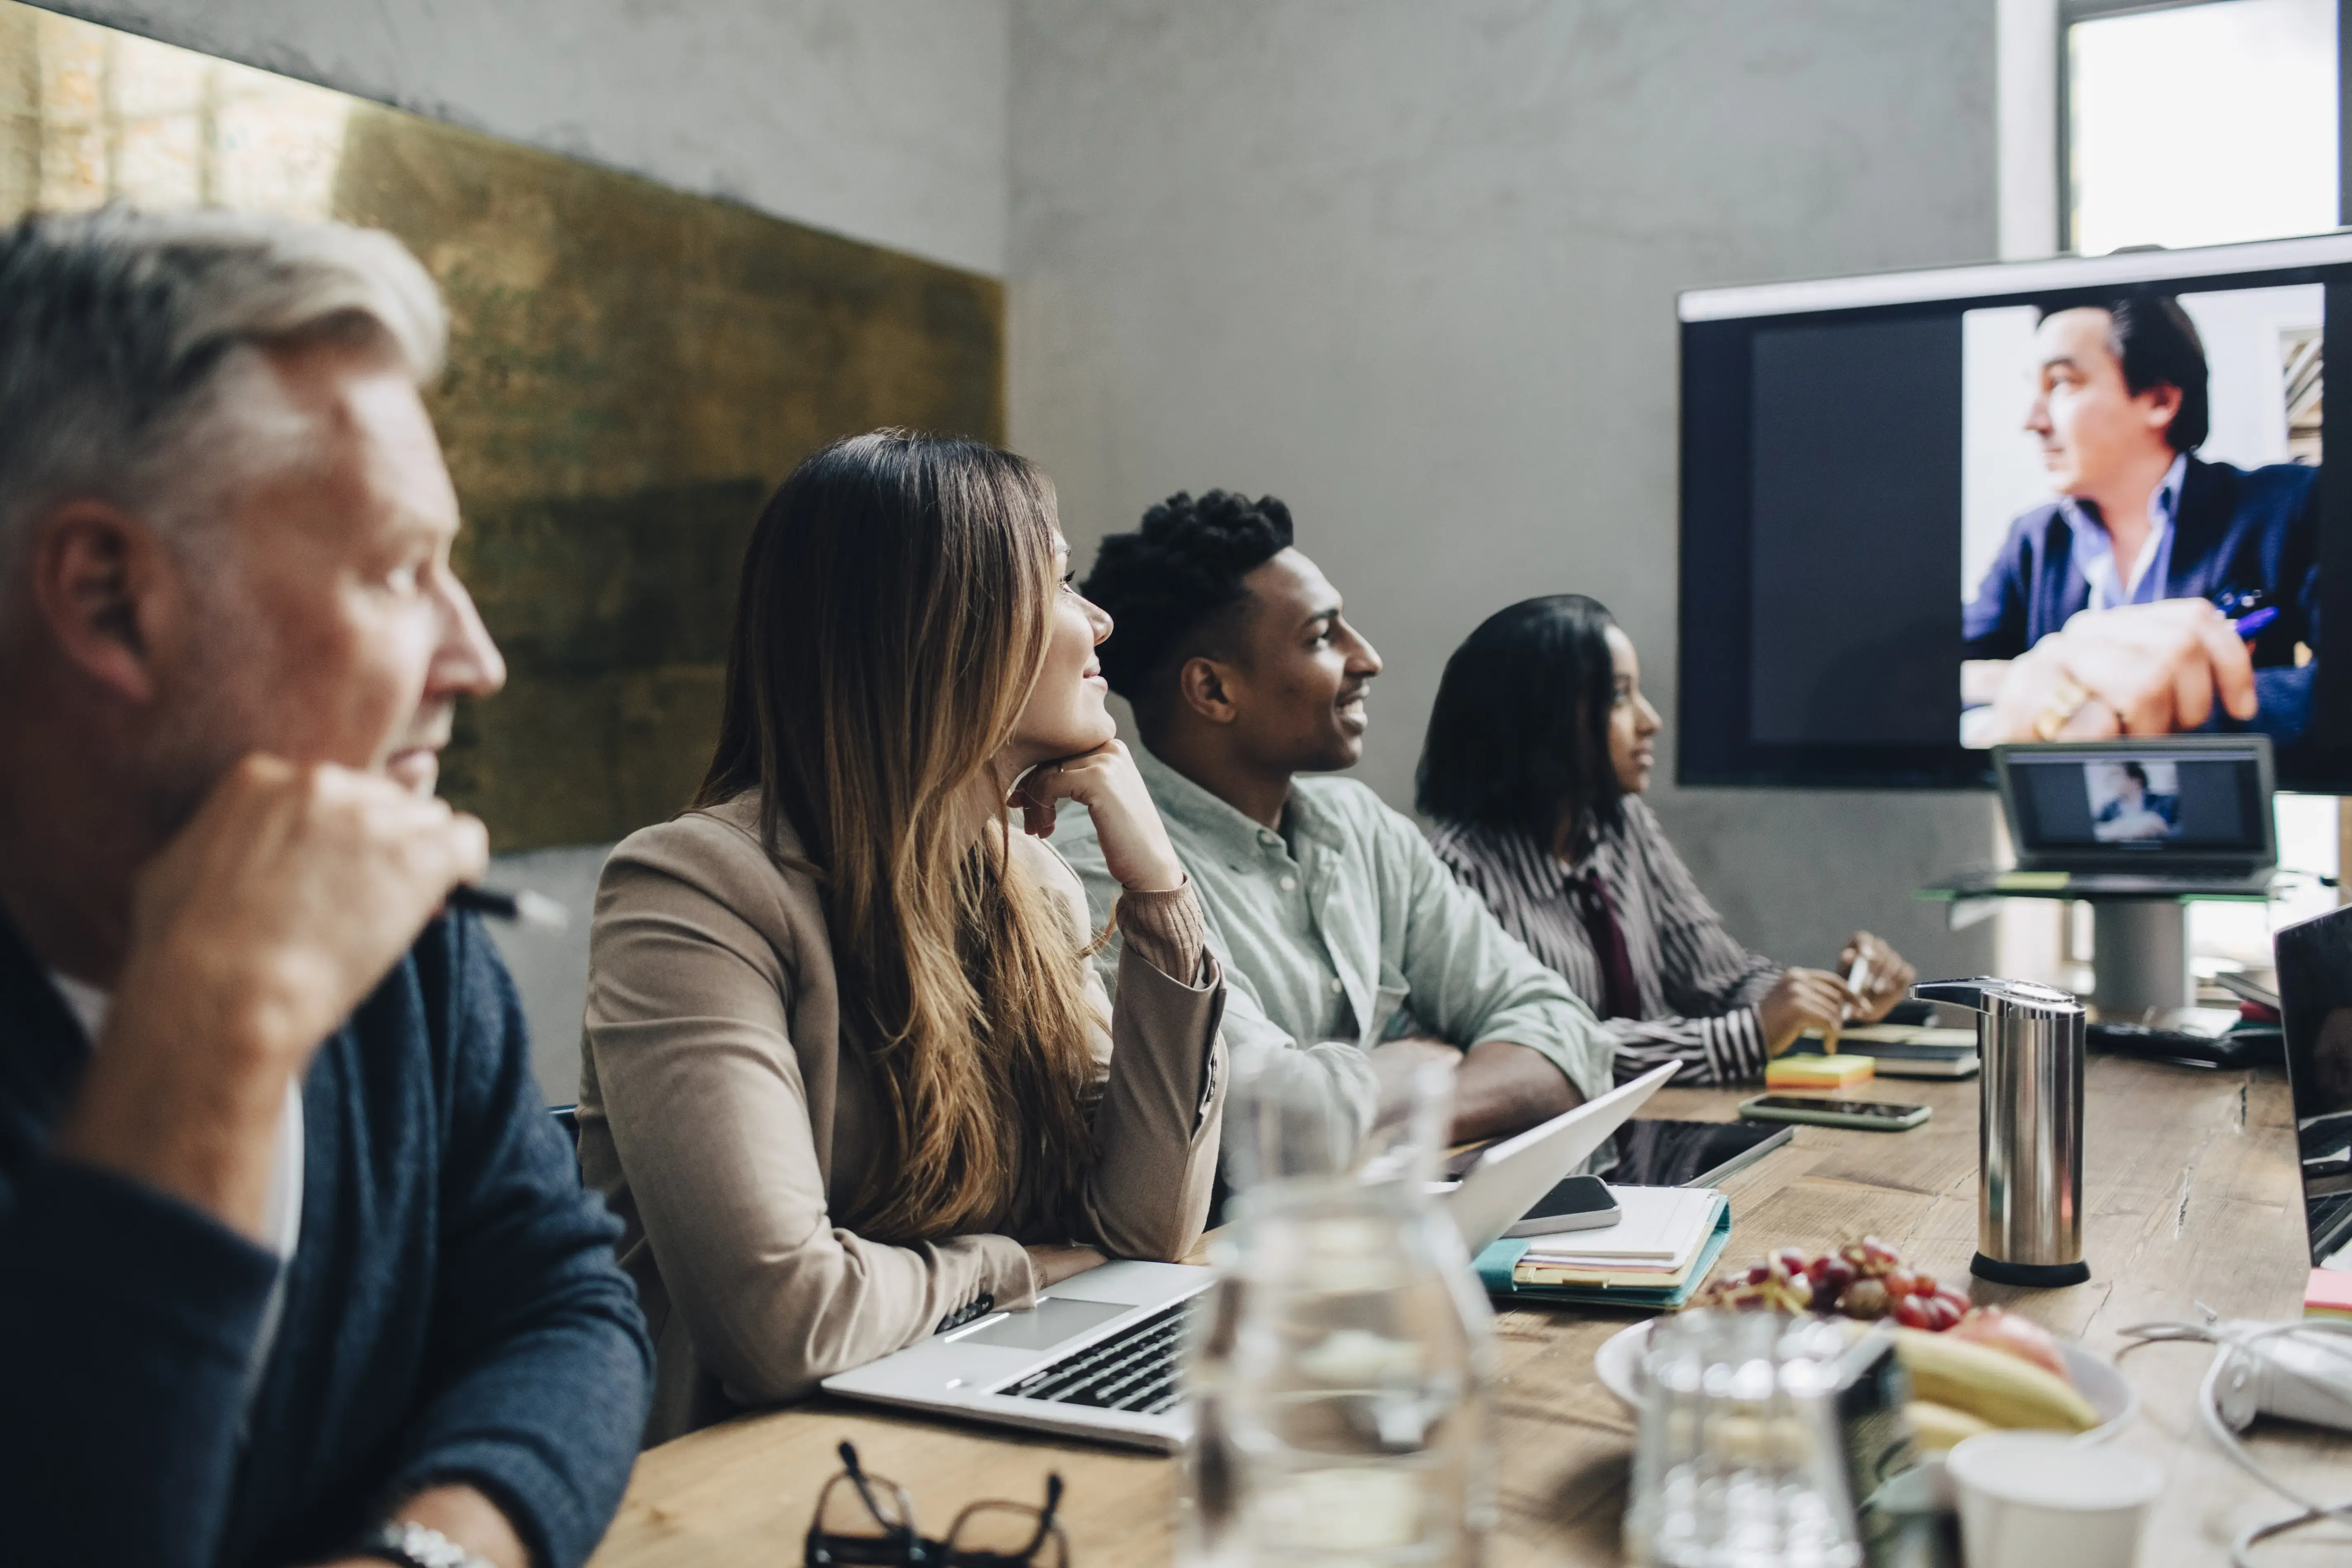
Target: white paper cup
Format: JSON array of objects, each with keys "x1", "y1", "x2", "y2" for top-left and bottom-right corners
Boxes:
[{"x1": 1947, "y1": 1431, "x2": 2162, "y2": 1568}]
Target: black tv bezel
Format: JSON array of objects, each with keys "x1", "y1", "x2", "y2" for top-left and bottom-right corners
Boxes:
[{"x1": 1677, "y1": 240, "x2": 2352, "y2": 793}]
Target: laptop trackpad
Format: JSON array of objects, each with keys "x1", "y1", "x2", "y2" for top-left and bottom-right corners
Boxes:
[{"x1": 957, "y1": 1296, "x2": 1131, "y2": 1351}]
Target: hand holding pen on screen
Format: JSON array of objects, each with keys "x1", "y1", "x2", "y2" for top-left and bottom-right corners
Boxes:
[{"x1": 1983, "y1": 598, "x2": 2260, "y2": 743}]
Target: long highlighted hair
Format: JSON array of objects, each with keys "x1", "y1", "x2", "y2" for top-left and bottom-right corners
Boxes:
[{"x1": 697, "y1": 431, "x2": 1099, "y2": 1242}]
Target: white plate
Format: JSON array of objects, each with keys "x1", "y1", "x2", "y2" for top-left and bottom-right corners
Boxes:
[{"x1": 1591, "y1": 1318, "x2": 2138, "y2": 1442}]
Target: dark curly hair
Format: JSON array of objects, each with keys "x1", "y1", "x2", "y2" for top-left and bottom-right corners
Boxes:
[
  {"x1": 1080, "y1": 489, "x2": 1295, "y2": 706},
  {"x1": 1416, "y1": 595, "x2": 1623, "y2": 854}
]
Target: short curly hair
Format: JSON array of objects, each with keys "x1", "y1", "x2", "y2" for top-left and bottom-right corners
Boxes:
[{"x1": 1081, "y1": 489, "x2": 1295, "y2": 704}]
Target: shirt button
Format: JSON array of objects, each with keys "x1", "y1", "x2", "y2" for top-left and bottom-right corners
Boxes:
[
  {"x1": 1329, "y1": 977, "x2": 1345, "y2": 994},
  {"x1": 1259, "y1": 830, "x2": 1280, "y2": 847},
  {"x1": 1280, "y1": 874, "x2": 1298, "y2": 891}
]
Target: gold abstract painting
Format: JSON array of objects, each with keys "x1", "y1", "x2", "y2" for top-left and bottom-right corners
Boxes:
[{"x1": 0, "y1": 2, "x2": 1004, "y2": 849}]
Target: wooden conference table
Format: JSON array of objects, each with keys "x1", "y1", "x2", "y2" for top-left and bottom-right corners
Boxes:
[{"x1": 589, "y1": 1062, "x2": 2351, "y2": 1567}]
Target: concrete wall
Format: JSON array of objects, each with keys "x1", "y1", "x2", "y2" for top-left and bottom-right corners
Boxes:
[
  {"x1": 41, "y1": 0, "x2": 1010, "y2": 275},
  {"x1": 1007, "y1": 0, "x2": 2003, "y2": 985}
]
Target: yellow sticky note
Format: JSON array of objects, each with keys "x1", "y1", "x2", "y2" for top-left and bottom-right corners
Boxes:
[
  {"x1": 1765, "y1": 1055, "x2": 1875, "y2": 1090},
  {"x1": 1994, "y1": 871, "x2": 2071, "y2": 891}
]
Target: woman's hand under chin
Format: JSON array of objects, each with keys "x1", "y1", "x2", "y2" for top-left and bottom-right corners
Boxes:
[{"x1": 1008, "y1": 740, "x2": 1188, "y2": 893}]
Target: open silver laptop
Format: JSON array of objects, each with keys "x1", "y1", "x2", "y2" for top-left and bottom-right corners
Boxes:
[
  {"x1": 820, "y1": 1061, "x2": 1679, "y2": 1450},
  {"x1": 1928, "y1": 736, "x2": 2278, "y2": 899},
  {"x1": 2273, "y1": 905, "x2": 2352, "y2": 1270}
]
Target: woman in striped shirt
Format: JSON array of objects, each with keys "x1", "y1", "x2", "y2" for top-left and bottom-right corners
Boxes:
[{"x1": 1416, "y1": 595, "x2": 1917, "y2": 1084}]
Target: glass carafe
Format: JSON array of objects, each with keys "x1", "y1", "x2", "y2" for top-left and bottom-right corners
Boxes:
[{"x1": 1182, "y1": 1059, "x2": 1496, "y2": 1568}]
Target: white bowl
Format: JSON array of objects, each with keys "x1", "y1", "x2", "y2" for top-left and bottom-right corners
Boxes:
[{"x1": 1590, "y1": 1317, "x2": 2138, "y2": 1442}]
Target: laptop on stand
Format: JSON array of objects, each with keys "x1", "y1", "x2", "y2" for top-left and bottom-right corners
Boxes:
[
  {"x1": 1923, "y1": 738, "x2": 2282, "y2": 1065},
  {"x1": 820, "y1": 1060, "x2": 1681, "y2": 1450},
  {"x1": 1928, "y1": 736, "x2": 2278, "y2": 900}
]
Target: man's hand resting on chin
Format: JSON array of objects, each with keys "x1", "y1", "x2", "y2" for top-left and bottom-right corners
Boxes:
[{"x1": 57, "y1": 756, "x2": 487, "y2": 1242}]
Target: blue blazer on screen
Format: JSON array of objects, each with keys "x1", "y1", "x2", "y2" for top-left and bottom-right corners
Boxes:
[{"x1": 1961, "y1": 456, "x2": 2320, "y2": 738}]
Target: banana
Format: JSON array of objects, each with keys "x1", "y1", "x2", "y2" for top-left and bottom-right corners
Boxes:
[
  {"x1": 1904, "y1": 1399, "x2": 1995, "y2": 1452},
  {"x1": 1892, "y1": 1326, "x2": 2100, "y2": 1433}
]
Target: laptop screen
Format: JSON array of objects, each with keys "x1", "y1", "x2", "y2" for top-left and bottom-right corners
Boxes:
[
  {"x1": 2271, "y1": 905, "x2": 2352, "y2": 1267},
  {"x1": 2001, "y1": 740, "x2": 2272, "y2": 865}
]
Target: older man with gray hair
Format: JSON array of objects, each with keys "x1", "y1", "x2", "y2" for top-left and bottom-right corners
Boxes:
[{"x1": 0, "y1": 207, "x2": 650, "y2": 1568}]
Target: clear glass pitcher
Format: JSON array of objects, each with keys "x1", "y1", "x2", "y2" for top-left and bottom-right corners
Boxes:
[{"x1": 1181, "y1": 1058, "x2": 1497, "y2": 1568}]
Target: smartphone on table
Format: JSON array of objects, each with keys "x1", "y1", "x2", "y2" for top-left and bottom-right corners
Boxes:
[
  {"x1": 1502, "y1": 1174, "x2": 1621, "y2": 1237},
  {"x1": 1737, "y1": 1095, "x2": 1931, "y2": 1132}
]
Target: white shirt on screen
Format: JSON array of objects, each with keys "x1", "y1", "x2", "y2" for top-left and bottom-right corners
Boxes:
[{"x1": 2066, "y1": 452, "x2": 2187, "y2": 612}]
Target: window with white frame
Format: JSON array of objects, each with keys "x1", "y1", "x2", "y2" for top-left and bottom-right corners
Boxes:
[{"x1": 2065, "y1": 0, "x2": 2338, "y2": 257}]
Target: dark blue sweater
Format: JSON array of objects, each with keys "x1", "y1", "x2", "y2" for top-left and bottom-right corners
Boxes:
[{"x1": 0, "y1": 909, "x2": 652, "y2": 1568}]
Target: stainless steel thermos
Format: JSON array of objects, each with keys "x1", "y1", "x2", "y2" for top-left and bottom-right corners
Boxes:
[{"x1": 1911, "y1": 978, "x2": 2090, "y2": 1287}]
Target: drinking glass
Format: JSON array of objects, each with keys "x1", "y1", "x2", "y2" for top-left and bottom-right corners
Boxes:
[{"x1": 1623, "y1": 1309, "x2": 1863, "y2": 1568}]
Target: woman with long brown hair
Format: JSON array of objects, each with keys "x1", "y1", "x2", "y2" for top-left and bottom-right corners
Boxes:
[{"x1": 577, "y1": 431, "x2": 1226, "y2": 1439}]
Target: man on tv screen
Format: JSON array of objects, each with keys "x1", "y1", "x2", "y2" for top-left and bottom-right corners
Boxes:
[
  {"x1": 1960, "y1": 294, "x2": 2319, "y2": 746},
  {"x1": 2088, "y1": 759, "x2": 2179, "y2": 843}
]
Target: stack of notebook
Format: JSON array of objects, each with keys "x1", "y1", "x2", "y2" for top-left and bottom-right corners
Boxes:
[
  {"x1": 1785, "y1": 1024, "x2": 1981, "y2": 1079},
  {"x1": 2307, "y1": 1268, "x2": 2352, "y2": 1322},
  {"x1": 1474, "y1": 1185, "x2": 1731, "y2": 1310}
]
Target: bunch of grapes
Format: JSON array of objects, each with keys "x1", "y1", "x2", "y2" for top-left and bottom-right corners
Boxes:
[{"x1": 1691, "y1": 1235, "x2": 1974, "y2": 1330}]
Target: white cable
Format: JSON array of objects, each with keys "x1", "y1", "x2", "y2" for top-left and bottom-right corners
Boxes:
[{"x1": 2118, "y1": 1308, "x2": 2352, "y2": 1567}]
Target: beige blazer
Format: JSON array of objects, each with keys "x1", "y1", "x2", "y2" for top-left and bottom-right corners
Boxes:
[{"x1": 577, "y1": 793, "x2": 1227, "y2": 1440}]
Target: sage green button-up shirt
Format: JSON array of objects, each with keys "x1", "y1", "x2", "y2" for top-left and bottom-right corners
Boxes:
[{"x1": 1052, "y1": 744, "x2": 1613, "y2": 1155}]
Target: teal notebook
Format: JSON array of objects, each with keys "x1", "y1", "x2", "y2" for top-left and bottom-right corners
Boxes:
[{"x1": 1472, "y1": 1198, "x2": 1733, "y2": 1311}]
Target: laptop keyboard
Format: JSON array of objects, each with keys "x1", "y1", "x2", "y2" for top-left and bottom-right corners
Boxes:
[{"x1": 999, "y1": 1301, "x2": 1189, "y2": 1414}]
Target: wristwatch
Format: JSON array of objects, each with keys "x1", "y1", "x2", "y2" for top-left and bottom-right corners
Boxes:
[{"x1": 354, "y1": 1520, "x2": 500, "y2": 1568}]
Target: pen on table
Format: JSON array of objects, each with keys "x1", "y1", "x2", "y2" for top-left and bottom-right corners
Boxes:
[
  {"x1": 449, "y1": 885, "x2": 571, "y2": 930},
  {"x1": 2232, "y1": 607, "x2": 2279, "y2": 640}
]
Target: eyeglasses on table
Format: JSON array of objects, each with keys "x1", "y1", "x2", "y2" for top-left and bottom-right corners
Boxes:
[{"x1": 804, "y1": 1440, "x2": 1069, "y2": 1568}]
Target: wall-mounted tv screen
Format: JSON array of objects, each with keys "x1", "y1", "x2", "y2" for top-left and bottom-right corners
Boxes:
[{"x1": 1678, "y1": 233, "x2": 2347, "y2": 791}]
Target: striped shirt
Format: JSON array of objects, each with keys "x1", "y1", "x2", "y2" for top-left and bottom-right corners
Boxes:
[{"x1": 1429, "y1": 798, "x2": 1782, "y2": 1085}]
